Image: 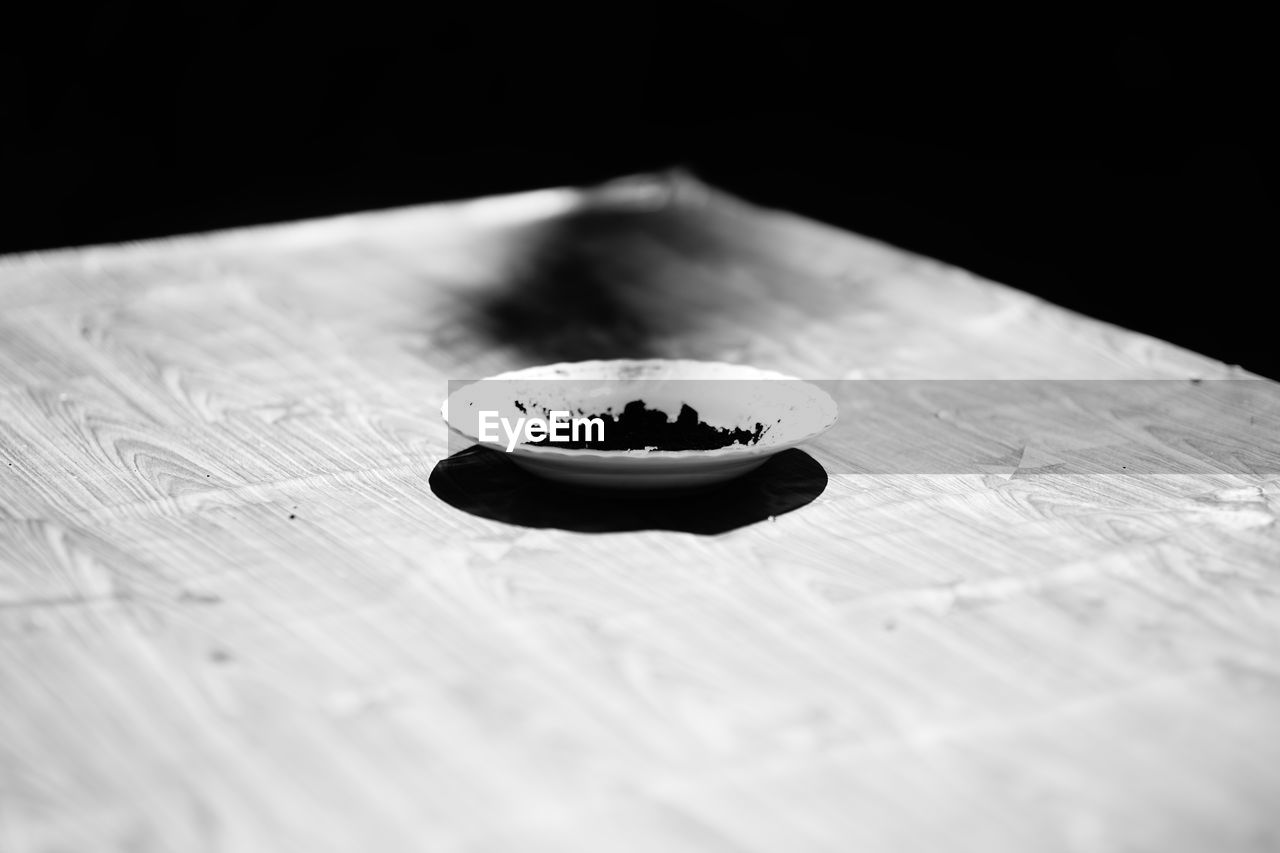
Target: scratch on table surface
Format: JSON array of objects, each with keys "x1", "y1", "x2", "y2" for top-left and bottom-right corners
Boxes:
[
  {"x1": 838, "y1": 557, "x2": 1122, "y2": 616},
  {"x1": 623, "y1": 666, "x2": 1253, "y2": 811}
]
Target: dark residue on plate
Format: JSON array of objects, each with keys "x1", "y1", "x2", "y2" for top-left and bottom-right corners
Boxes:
[{"x1": 519, "y1": 399, "x2": 769, "y2": 451}]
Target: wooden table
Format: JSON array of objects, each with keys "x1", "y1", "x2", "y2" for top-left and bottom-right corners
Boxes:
[{"x1": 2, "y1": 173, "x2": 1278, "y2": 852}]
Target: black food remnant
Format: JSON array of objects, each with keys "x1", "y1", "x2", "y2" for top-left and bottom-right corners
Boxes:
[{"x1": 528, "y1": 400, "x2": 767, "y2": 451}]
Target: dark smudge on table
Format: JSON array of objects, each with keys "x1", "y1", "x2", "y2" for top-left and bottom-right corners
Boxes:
[{"x1": 464, "y1": 193, "x2": 859, "y2": 364}]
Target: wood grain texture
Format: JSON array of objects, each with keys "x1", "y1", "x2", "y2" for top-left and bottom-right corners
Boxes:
[{"x1": 1, "y1": 173, "x2": 1277, "y2": 852}]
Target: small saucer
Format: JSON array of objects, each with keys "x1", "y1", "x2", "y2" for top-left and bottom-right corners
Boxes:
[{"x1": 442, "y1": 359, "x2": 837, "y2": 490}]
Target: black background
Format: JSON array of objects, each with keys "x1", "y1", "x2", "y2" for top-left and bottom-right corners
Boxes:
[{"x1": 3, "y1": 9, "x2": 1274, "y2": 377}]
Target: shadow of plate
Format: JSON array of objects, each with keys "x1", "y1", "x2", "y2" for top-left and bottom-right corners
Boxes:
[{"x1": 430, "y1": 446, "x2": 828, "y2": 534}]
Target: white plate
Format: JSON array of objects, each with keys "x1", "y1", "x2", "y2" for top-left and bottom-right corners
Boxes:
[{"x1": 441, "y1": 359, "x2": 838, "y2": 490}]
